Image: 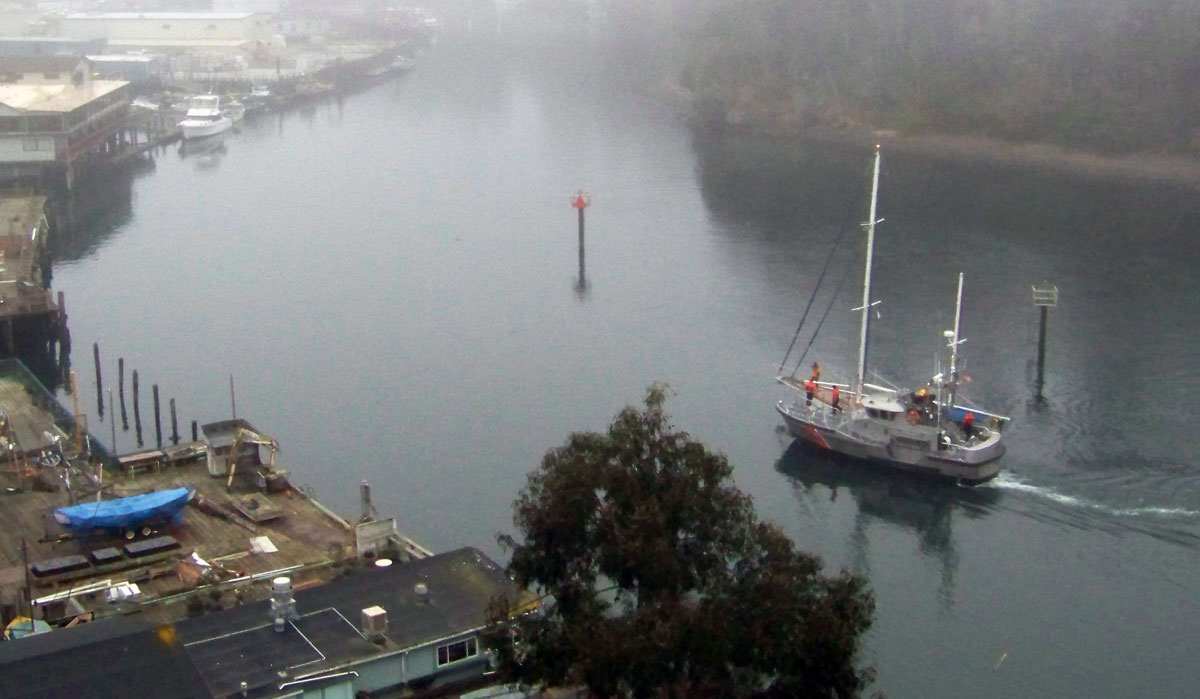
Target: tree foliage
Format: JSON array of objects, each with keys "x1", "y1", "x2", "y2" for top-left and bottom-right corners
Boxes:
[
  {"x1": 486, "y1": 386, "x2": 875, "y2": 697},
  {"x1": 606, "y1": 0, "x2": 1200, "y2": 154}
]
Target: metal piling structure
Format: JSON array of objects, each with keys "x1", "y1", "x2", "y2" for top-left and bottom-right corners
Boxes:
[{"x1": 1032, "y1": 284, "x2": 1058, "y2": 399}]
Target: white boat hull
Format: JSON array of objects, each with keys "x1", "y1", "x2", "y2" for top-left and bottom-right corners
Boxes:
[
  {"x1": 179, "y1": 116, "x2": 232, "y2": 140},
  {"x1": 776, "y1": 401, "x2": 1004, "y2": 484}
]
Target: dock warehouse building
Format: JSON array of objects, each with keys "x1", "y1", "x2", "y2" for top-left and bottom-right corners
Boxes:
[
  {"x1": 0, "y1": 55, "x2": 132, "y2": 186},
  {"x1": 59, "y1": 12, "x2": 274, "y2": 53}
]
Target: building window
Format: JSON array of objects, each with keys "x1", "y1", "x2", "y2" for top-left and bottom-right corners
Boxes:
[
  {"x1": 162, "y1": 24, "x2": 171, "y2": 29},
  {"x1": 436, "y1": 637, "x2": 478, "y2": 667},
  {"x1": 23, "y1": 138, "x2": 52, "y2": 152},
  {"x1": 44, "y1": 72, "x2": 61, "y2": 79}
]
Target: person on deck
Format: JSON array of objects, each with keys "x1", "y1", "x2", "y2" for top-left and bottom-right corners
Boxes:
[
  {"x1": 961, "y1": 411, "x2": 975, "y2": 437},
  {"x1": 811, "y1": 362, "x2": 820, "y2": 382},
  {"x1": 805, "y1": 379, "x2": 815, "y2": 406},
  {"x1": 831, "y1": 385, "x2": 841, "y2": 412}
]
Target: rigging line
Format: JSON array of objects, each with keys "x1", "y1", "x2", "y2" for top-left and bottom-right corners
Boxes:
[
  {"x1": 791, "y1": 243, "x2": 857, "y2": 379},
  {"x1": 777, "y1": 186, "x2": 864, "y2": 374}
]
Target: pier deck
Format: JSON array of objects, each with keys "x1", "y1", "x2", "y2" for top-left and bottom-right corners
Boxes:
[
  {"x1": 0, "y1": 194, "x2": 55, "y2": 323},
  {"x1": 0, "y1": 361, "x2": 406, "y2": 630}
]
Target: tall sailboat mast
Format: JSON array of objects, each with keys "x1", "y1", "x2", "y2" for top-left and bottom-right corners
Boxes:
[
  {"x1": 945, "y1": 272, "x2": 965, "y2": 409},
  {"x1": 949, "y1": 272, "x2": 964, "y2": 380},
  {"x1": 855, "y1": 146, "x2": 882, "y2": 397}
]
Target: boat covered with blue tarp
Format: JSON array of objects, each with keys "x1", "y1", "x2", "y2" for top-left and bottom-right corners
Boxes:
[{"x1": 54, "y1": 487, "x2": 194, "y2": 530}]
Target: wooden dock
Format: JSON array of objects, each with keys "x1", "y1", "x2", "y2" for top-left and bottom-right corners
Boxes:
[
  {"x1": 0, "y1": 360, "x2": 429, "y2": 629},
  {"x1": 0, "y1": 194, "x2": 62, "y2": 356}
]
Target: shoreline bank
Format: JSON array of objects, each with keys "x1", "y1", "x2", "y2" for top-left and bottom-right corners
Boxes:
[
  {"x1": 640, "y1": 84, "x2": 1200, "y2": 188},
  {"x1": 809, "y1": 126, "x2": 1200, "y2": 188}
]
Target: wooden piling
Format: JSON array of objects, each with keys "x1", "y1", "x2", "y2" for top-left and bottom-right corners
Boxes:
[
  {"x1": 118, "y1": 357, "x2": 128, "y2": 430},
  {"x1": 191, "y1": 420, "x2": 198, "y2": 442},
  {"x1": 169, "y1": 398, "x2": 179, "y2": 445},
  {"x1": 132, "y1": 370, "x2": 143, "y2": 447},
  {"x1": 93, "y1": 342, "x2": 103, "y2": 420},
  {"x1": 152, "y1": 384, "x2": 162, "y2": 448}
]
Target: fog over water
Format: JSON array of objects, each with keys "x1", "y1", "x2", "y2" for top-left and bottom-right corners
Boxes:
[{"x1": 49, "y1": 24, "x2": 1200, "y2": 698}]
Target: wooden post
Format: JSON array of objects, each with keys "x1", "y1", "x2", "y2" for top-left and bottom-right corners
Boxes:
[
  {"x1": 191, "y1": 420, "x2": 198, "y2": 442},
  {"x1": 118, "y1": 357, "x2": 128, "y2": 430},
  {"x1": 152, "y1": 384, "x2": 162, "y2": 448},
  {"x1": 132, "y1": 370, "x2": 143, "y2": 447},
  {"x1": 169, "y1": 398, "x2": 179, "y2": 445},
  {"x1": 93, "y1": 342, "x2": 103, "y2": 420},
  {"x1": 229, "y1": 374, "x2": 237, "y2": 419}
]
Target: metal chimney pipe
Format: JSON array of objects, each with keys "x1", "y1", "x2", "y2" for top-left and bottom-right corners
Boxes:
[{"x1": 271, "y1": 576, "x2": 299, "y2": 632}]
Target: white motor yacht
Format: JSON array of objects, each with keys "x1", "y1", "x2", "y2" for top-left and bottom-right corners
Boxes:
[{"x1": 178, "y1": 95, "x2": 233, "y2": 140}]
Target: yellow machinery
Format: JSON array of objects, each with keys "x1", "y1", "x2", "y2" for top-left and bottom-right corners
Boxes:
[{"x1": 225, "y1": 427, "x2": 281, "y2": 493}]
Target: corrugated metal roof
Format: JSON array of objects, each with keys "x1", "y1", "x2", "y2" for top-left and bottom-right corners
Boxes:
[
  {"x1": 86, "y1": 54, "x2": 158, "y2": 63},
  {"x1": 64, "y1": 12, "x2": 262, "y2": 20}
]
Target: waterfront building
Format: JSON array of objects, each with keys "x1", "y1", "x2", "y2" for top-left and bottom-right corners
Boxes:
[
  {"x1": 0, "y1": 547, "x2": 531, "y2": 698},
  {"x1": 0, "y1": 55, "x2": 132, "y2": 186},
  {"x1": 85, "y1": 52, "x2": 170, "y2": 85},
  {"x1": 0, "y1": 357, "x2": 532, "y2": 698},
  {"x1": 59, "y1": 12, "x2": 274, "y2": 53}
]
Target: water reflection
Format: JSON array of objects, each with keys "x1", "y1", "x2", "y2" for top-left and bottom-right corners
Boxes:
[
  {"x1": 775, "y1": 439, "x2": 1002, "y2": 606},
  {"x1": 48, "y1": 158, "x2": 148, "y2": 264},
  {"x1": 179, "y1": 132, "x2": 230, "y2": 169}
]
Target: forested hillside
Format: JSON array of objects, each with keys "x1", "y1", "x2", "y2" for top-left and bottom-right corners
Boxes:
[{"x1": 603, "y1": 0, "x2": 1200, "y2": 154}]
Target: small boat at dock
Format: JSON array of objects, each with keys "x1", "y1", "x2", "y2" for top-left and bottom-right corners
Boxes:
[
  {"x1": 222, "y1": 99, "x2": 246, "y2": 122},
  {"x1": 177, "y1": 94, "x2": 233, "y2": 140}
]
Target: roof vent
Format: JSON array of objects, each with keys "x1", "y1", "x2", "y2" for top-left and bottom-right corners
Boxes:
[
  {"x1": 271, "y1": 576, "x2": 299, "y2": 632},
  {"x1": 361, "y1": 605, "x2": 387, "y2": 643}
]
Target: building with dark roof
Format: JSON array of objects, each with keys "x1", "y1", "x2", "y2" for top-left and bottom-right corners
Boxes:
[{"x1": 0, "y1": 547, "x2": 535, "y2": 699}]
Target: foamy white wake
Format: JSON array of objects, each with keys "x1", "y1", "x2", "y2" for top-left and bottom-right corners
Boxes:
[{"x1": 989, "y1": 472, "x2": 1200, "y2": 518}]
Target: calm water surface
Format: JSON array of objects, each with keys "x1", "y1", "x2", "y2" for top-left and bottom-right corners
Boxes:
[{"x1": 47, "y1": 26, "x2": 1200, "y2": 698}]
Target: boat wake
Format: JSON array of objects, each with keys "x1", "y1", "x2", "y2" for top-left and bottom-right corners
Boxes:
[{"x1": 990, "y1": 472, "x2": 1199, "y2": 519}]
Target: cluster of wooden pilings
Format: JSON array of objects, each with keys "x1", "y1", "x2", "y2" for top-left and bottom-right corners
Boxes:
[{"x1": 90, "y1": 343, "x2": 198, "y2": 455}]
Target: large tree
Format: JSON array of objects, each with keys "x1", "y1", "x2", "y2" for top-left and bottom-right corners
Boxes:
[{"x1": 486, "y1": 386, "x2": 875, "y2": 697}]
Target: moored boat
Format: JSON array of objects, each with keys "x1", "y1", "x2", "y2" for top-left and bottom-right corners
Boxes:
[
  {"x1": 177, "y1": 94, "x2": 232, "y2": 140},
  {"x1": 221, "y1": 99, "x2": 246, "y2": 122}
]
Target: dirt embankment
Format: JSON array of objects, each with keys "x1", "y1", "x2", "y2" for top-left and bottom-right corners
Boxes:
[{"x1": 808, "y1": 127, "x2": 1200, "y2": 188}]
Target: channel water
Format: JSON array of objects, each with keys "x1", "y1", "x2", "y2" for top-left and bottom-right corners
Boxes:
[{"x1": 47, "y1": 26, "x2": 1200, "y2": 698}]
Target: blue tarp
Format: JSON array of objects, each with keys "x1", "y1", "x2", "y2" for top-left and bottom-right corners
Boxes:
[{"x1": 54, "y1": 487, "x2": 193, "y2": 530}]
